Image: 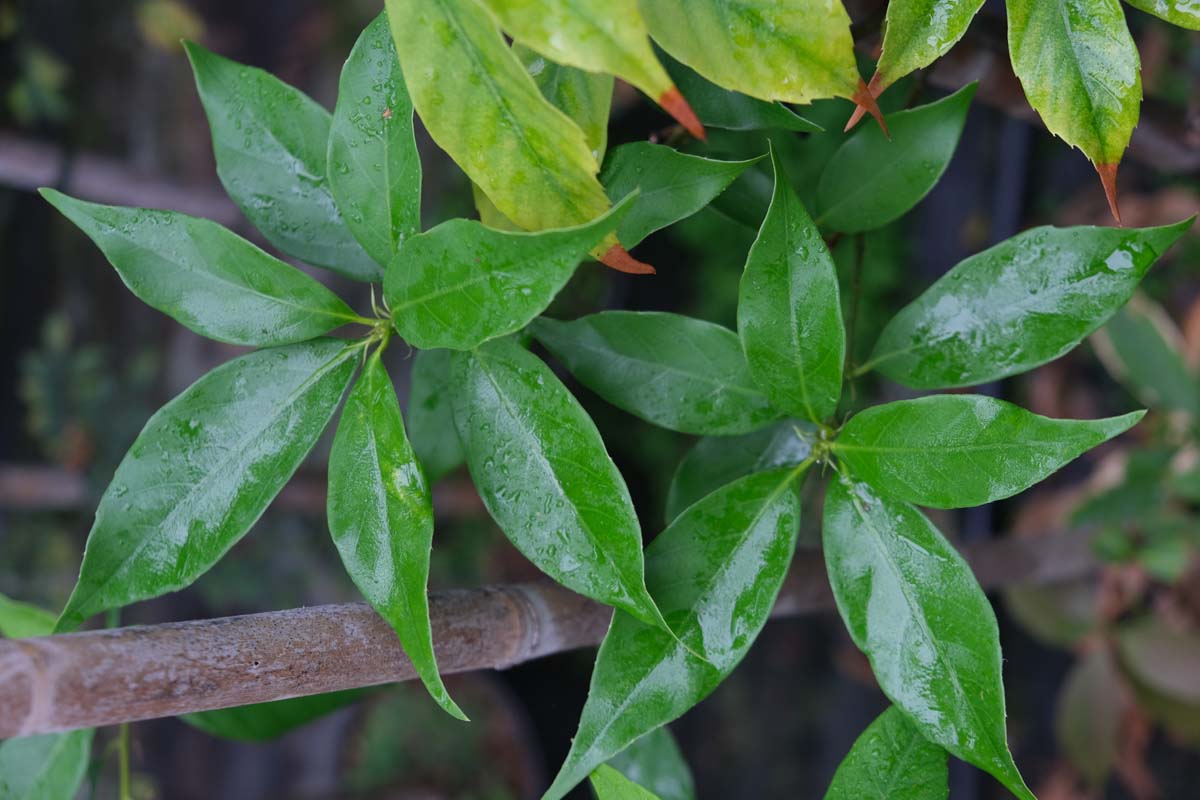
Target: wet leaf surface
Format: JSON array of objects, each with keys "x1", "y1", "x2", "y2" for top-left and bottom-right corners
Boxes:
[
  {"x1": 406, "y1": 349, "x2": 466, "y2": 483},
  {"x1": 824, "y1": 706, "x2": 948, "y2": 800},
  {"x1": 660, "y1": 52, "x2": 823, "y2": 133},
  {"x1": 518, "y1": 43, "x2": 613, "y2": 160},
  {"x1": 1124, "y1": 0, "x2": 1200, "y2": 29},
  {"x1": 606, "y1": 726, "x2": 695, "y2": 800},
  {"x1": 872, "y1": 0, "x2": 985, "y2": 92}
]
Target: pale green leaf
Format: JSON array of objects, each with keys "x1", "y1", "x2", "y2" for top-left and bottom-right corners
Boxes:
[
  {"x1": 518, "y1": 43, "x2": 613, "y2": 160},
  {"x1": 1124, "y1": 0, "x2": 1200, "y2": 29},
  {"x1": 589, "y1": 765, "x2": 661, "y2": 800},
  {"x1": 0, "y1": 593, "x2": 56, "y2": 639},
  {"x1": 661, "y1": 53, "x2": 823, "y2": 132},
  {"x1": 874, "y1": 0, "x2": 986, "y2": 89},
  {"x1": 0, "y1": 730, "x2": 94, "y2": 800},
  {"x1": 607, "y1": 727, "x2": 695, "y2": 800}
]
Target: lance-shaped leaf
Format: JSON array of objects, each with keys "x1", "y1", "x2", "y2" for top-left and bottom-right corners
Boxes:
[
  {"x1": 0, "y1": 730, "x2": 94, "y2": 800},
  {"x1": 329, "y1": 351, "x2": 465, "y2": 719},
  {"x1": 822, "y1": 475, "x2": 1033, "y2": 800},
  {"x1": 1055, "y1": 647, "x2": 1122, "y2": 787},
  {"x1": 530, "y1": 312, "x2": 780, "y2": 436},
  {"x1": 450, "y1": 337, "x2": 665, "y2": 629},
  {"x1": 600, "y1": 143, "x2": 758, "y2": 249},
  {"x1": 183, "y1": 690, "x2": 368, "y2": 742},
  {"x1": 833, "y1": 395, "x2": 1143, "y2": 509},
  {"x1": 607, "y1": 727, "x2": 695, "y2": 800},
  {"x1": 0, "y1": 592, "x2": 57, "y2": 639},
  {"x1": 385, "y1": 0, "x2": 642, "y2": 273},
  {"x1": 824, "y1": 706, "x2": 948, "y2": 800},
  {"x1": 40, "y1": 190, "x2": 357, "y2": 347},
  {"x1": 740, "y1": 149, "x2": 844, "y2": 423},
  {"x1": 590, "y1": 765, "x2": 661, "y2": 800},
  {"x1": 863, "y1": 0, "x2": 985, "y2": 108},
  {"x1": 1125, "y1": 0, "x2": 1200, "y2": 29},
  {"x1": 639, "y1": 0, "x2": 862, "y2": 106},
  {"x1": 544, "y1": 467, "x2": 804, "y2": 800},
  {"x1": 518, "y1": 44, "x2": 613, "y2": 160},
  {"x1": 667, "y1": 421, "x2": 813, "y2": 523},
  {"x1": 479, "y1": 0, "x2": 702, "y2": 138},
  {"x1": 385, "y1": 194, "x2": 633, "y2": 351},
  {"x1": 407, "y1": 349, "x2": 466, "y2": 483},
  {"x1": 661, "y1": 53, "x2": 823, "y2": 133},
  {"x1": 183, "y1": 42, "x2": 378, "y2": 281},
  {"x1": 1093, "y1": 293, "x2": 1199, "y2": 414},
  {"x1": 816, "y1": 84, "x2": 975, "y2": 234},
  {"x1": 328, "y1": 12, "x2": 421, "y2": 267},
  {"x1": 56, "y1": 340, "x2": 359, "y2": 631},
  {"x1": 865, "y1": 219, "x2": 1194, "y2": 389},
  {"x1": 1007, "y1": 0, "x2": 1142, "y2": 220}
]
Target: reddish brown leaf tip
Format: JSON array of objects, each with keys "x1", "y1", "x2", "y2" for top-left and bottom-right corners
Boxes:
[
  {"x1": 844, "y1": 72, "x2": 883, "y2": 132},
  {"x1": 852, "y1": 77, "x2": 889, "y2": 140},
  {"x1": 659, "y1": 87, "x2": 706, "y2": 141},
  {"x1": 600, "y1": 244, "x2": 656, "y2": 275},
  {"x1": 1095, "y1": 162, "x2": 1123, "y2": 226}
]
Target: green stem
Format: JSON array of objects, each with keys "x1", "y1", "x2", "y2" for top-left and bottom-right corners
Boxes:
[{"x1": 117, "y1": 723, "x2": 131, "y2": 800}]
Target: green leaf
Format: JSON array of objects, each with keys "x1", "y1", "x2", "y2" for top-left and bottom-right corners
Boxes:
[
  {"x1": 40, "y1": 190, "x2": 357, "y2": 347},
  {"x1": 589, "y1": 765, "x2": 661, "y2": 800},
  {"x1": 1007, "y1": 0, "x2": 1142, "y2": 167},
  {"x1": 1055, "y1": 647, "x2": 1122, "y2": 787},
  {"x1": 833, "y1": 395, "x2": 1143, "y2": 509},
  {"x1": 666, "y1": 421, "x2": 813, "y2": 523},
  {"x1": 639, "y1": 0, "x2": 861, "y2": 104},
  {"x1": 56, "y1": 339, "x2": 359, "y2": 631},
  {"x1": 1124, "y1": 0, "x2": 1200, "y2": 29},
  {"x1": 824, "y1": 706, "x2": 948, "y2": 800},
  {"x1": 822, "y1": 474, "x2": 1032, "y2": 800},
  {"x1": 544, "y1": 467, "x2": 804, "y2": 800},
  {"x1": 450, "y1": 337, "x2": 665, "y2": 629},
  {"x1": 385, "y1": 195, "x2": 632, "y2": 351},
  {"x1": 660, "y1": 53, "x2": 823, "y2": 133},
  {"x1": 183, "y1": 690, "x2": 368, "y2": 742},
  {"x1": 607, "y1": 727, "x2": 695, "y2": 800},
  {"x1": 518, "y1": 44, "x2": 613, "y2": 160},
  {"x1": 815, "y1": 84, "x2": 975, "y2": 234},
  {"x1": 407, "y1": 349, "x2": 466, "y2": 482},
  {"x1": 183, "y1": 42, "x2": 378, "y2": 281},
  {"x1": 600, "y1": 143, "x2": 758, "y2": 249},
  {"x1": 385, "y1": 0, "x2": 615, "y2": 247},
  {"x1": 865, "y1": 218, "x2": 1194, "y2": 389},
  {"x1": 328, "y1": 12, "x2": 421, "y2": 267},
  {"x1": 0, "y1": 592, "x2": 56, "y2": 639},
  {"x1": 1116, "y1": 616, "x2": 1200, "y2": 704},
  {"x1": 328, "y1": 351, "x2": 465, "y2": 719},
  {"x1": 0, "y1": 730, "x2": 94, "y2": 800},
  {"x1": 739, "y1": 148, "x2": 844, "y2": 423},
  {"x1": 1003, "y1": 579, "x2": 1099, "y2": 649},
  {"x1": 873, "y1": 0, "x2": 986, "y2": 90},
  {"x1": 1094, "y1": 294, "x2": 1199, "y2": 414},
  {"x1": 530, "y1": 312, "x2": 780, "y2": 436}
]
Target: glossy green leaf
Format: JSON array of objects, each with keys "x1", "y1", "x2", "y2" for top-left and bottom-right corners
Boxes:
[
  {"x1": 530, "y1": 312, "x2": 780, "y2": 436},
  {"x1": 833, "y1": 395, "x2": 1143, "y2": 509},
  {"x1": 866, "y1": 218, "x2": 1194, "y2": 389},
  {"x1": 1125, "y1": 0, "x2": 1200, "y2": 29},
  {"x1": 639, "y1": 0, "x2": 860, "y2": 104},
  {"x1": 1055, "y1": 647, "x2": 1121, "y2": 787},
  {"x1": 1117, "y1": 616, "x2": 1200, "y2": 704},
  {"x1": 518, "y1": 44, "x2": 613, "y2": 160},
  {"x1": 824, "y1": 706, "x2": 948, "y2": 800},
  {"x1": 386, "y1": 0, "x2": 614, "y2": 247},
  {"x1": 40, "y1": 190, "x2": 357, "y2": 347},
  {"x1": 874, "y1": 1, "x2": 985, "y2": 90},
  {"x1": 1094, "y1": 294, "x2": 1199, "y2": 414},
  {"x1": 740, "y1": 149, "x2": 844, "y2": 423},
  {"x1": 0, "y1": 592, "x2": 56, "y2": 639},
  {"x1": 666, "y1": 421, "x2": 813, "y2": 523},
  {"x1": 407, "y1": 349, "x2": 466, "y2": 482},
  {"x1": 600, "y1": 143, "x2": 757, "y2": 249},
  {"x1": 544, "y1": 467, "x2": 804, "y2": 799},
  {"x1": 0, "y1": 730, "x2": 94, "y2": 800},
  {"x1": 1007, "y1": 0, "x2": 1142, "y2": 166},
  {"x1": 450, "y1": 337, "x2": 665, "y2": 629},
  {"x1": 56, "y1": 339, "x2": 359, "y2": 631},
  {"x1": 385, "y1": 195, "x2": 632, "y2": 351},
  {"x1": 822, "y1": 475, "x2": 1032, "y2": 800},
  {"x1": 183, "y1": 42, "x2": 378, "y2": 281},
  {"x1": 590, "y1": 765, "x2": 661, "y2": 800},
  {"x1": 329, "y1": 351, "x2": 465, "y2": 719},
  {"x1": 607, "y1": 727, "x2": 695, "y2": 800},
  {"x1": 815, "y1": 84, "x2": 975, "y2": 234},
  {"x1": 328, "y1": 12, "x2": 421, "y2": 267},
  {"x1": 183, "y1": 690, "x2": 367, "y2": 742},
  {"x1": 660, "y1": 53, "x2": 823, "y2": 133}
]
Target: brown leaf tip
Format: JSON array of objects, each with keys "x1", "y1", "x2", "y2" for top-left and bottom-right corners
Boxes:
[
  {"x1": 844, "y1": 72, "x2": 883, "y2": 133},
  {"x1": 1095, "y1": 162, "x2": 1123, "y2": 226},
  {"x1": 659, "y1": 87, "x2": 706, "y2": 142},
  {"x1": 851, "y1": 77, "x2": 889, "y2": 140},
  {"x1": 600, "y1": 244, "x2": 656, "y2": 275}
]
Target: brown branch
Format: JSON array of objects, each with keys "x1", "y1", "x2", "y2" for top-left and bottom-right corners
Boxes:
[{"x1": 0, "y1": 530, "x2": 1096, "y2": 739}]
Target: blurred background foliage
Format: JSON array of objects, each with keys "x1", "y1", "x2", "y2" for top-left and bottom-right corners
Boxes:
[{"x1": 0, "y1": 0, "x2": 1198, "y2": 798}]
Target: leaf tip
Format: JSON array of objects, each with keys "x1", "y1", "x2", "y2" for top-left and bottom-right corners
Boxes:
[
  {"x1": 1094, "y1": 162, "x2": 1122, "y2": 226},
  {"x1": 599, "y1": 243, "x2": 655, "y2": 275},
  {"x1": 658, "y1": 87, "x2": 706, "y2": 141},
  {"x1": 844, "y1": 72, "x2": 883, "y2": 132}
]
